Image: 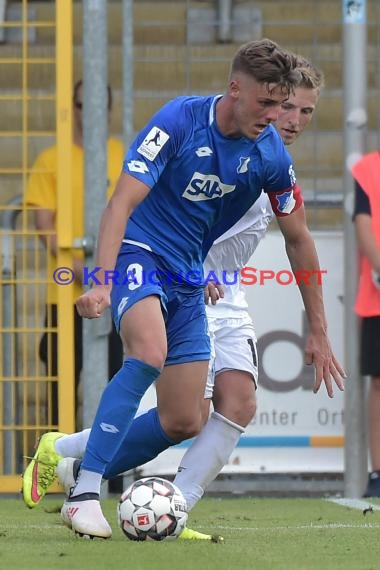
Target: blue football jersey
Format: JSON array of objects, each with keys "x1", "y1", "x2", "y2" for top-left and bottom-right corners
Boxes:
[{"x1": 122, "y1": 95, "x2": 295, "y2": 277}]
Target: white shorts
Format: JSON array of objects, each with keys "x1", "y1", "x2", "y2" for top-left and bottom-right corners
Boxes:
[{"x1": 204, "y1": 315, "x2": 258, "y2": 399}]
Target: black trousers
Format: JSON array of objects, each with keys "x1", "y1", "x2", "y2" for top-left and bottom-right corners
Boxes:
[{"x1": 360, "y1": 316, "x2": 380, "y2": 376}]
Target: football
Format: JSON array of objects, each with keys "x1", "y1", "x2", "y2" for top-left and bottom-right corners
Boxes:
[{"x1": 117, "y1": 476, "x2": 188, "y2": 541}]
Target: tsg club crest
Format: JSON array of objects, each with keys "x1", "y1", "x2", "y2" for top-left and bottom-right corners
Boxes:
[
  {"x1": 237, "y1": 157, "x2": 250, "y2": 174},
  {"x1": 276, "y1": 190, "x2": 296, "y2": 214}
]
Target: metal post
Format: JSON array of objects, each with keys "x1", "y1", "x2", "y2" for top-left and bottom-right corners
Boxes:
[
  {"x1": 217, "y1": 0, "x2": 232, "y2": 43},
  {"x1": 82, "y1": 0, "x2": 110, "y2": 429},
  {"x1": 122, "y1": 0, "x2": 134, "y2": 149},
  {"x1": 0, "y1": 0, "x2": 6, "y2": 43},
  {"x1": 1, "y1": 196, "x2": 22, "y2": 473},
  {"x1": 342, "y1": 0, "x2": 368, "y2": 498}
]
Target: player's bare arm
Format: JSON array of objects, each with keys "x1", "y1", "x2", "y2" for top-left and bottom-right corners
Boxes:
[
  {"x1": 277, "y1": 204, "x2": 346, "y2": 397},
  {"x1": 76, "y1": 172, "x2": 151, "y2": 319}
]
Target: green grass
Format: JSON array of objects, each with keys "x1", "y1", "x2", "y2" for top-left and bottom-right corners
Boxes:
[{"x1": 1, "y1": 496, "x2": 380, "y2": 570}]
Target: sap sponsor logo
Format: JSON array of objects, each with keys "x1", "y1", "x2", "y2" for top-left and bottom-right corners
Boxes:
[
  {"x1": 276, "y1": 189, "x2": 296, "y2": 214},
  {"x1": 183, "y1": 172, "x2": 236, "y2": 201},
  {"x1": 288, "y1": 164, "x2": 296, "y2": 186},
  {"x1": 195, "y1": 146, "x2": 213, "y2": 157},
  {"x1": 237, "y1": 156, "x2": 250, "y2": 174},
  {"x1": 127, "y1": 160, "x2": 149, "y2": 174},
  {"x1": 137, "y1": 126, "x2": 170, "y2": 161}
]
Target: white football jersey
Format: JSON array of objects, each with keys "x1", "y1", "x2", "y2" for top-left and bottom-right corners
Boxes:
[{"x1": 204, "y1": 192, "x2": 274, "y2": 317}]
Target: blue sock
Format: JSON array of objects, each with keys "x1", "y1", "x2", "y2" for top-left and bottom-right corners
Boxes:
[
  {"x1": 103, "y1": 407, "x2": 176, "y2": 479},
  {"x1": 81, "y1": 358, "x2": 160, "y2": 474}
]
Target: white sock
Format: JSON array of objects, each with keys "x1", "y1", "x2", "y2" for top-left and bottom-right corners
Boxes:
[
  {"x1": 55, "y1": 429, "x2": 91, "y2": 458},
  {"x1": 173, "y1": 411, "x2": 244, "y2": 511},
  {"x1": 56, "y1": 410, "x2": 151, "y2": 463},
  {"x1": 70, "y1": 469, "x2": 103, "y2": 497}
]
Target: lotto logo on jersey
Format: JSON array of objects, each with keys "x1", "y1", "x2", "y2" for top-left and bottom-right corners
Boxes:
[
  {"x1": 127, "y1": 160, "x2": 149, "y2": 174},
  {"x1": 183, "y1": 172, "x2": 236, "y2": 201},
  {"x1": 137, "y1": 126, "x2": 170, "y2": 161}
]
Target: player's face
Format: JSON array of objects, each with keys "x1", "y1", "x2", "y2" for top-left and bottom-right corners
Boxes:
[
  {"x1": 276, "y1": 86, "x2": 319, "y2": 145},
  {"x1": 73, "y1": 85, "x2": 111, "y2": 137},
  {"x1": 228, "y1": 73, "x2": 289, "y2": 139}
]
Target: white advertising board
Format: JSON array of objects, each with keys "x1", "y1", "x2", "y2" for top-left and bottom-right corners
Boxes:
[{"x1": 137, "y1": 231, "x2": 345, "y2": 476}]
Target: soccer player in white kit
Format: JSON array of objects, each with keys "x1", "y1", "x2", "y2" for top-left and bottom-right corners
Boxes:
[{"x1": 172, "y1": 56, "x2": 325, "y2": 513}]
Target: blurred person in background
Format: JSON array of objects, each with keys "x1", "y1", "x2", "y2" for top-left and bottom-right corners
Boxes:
[
  {"x1": 24, "y1": 80, "x2": 124, "y2": 428},
  {"x1": 352, "y1": 151, "x2": 380, "y2": 497}
]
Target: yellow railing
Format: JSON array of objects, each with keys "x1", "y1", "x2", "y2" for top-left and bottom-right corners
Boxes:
[{"x1": 0, "y1": 0, "x2": 75, "y2": 493}]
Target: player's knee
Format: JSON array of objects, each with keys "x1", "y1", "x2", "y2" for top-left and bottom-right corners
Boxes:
[
  {"x1": 215, "y1": 395, "x2": 256, "y2": 428},
  {"x1": 171, "y1": 423, "x2": 201, "y2": 441},
  {"x1": 162, "y1": 415, "x2": 203, "y2": 442},
  {"x1": 120, "y1": 322, "x2": 167, "y2": 369},
  {"x1": 242, "y1": 397, "x2": 257, "y2": 425},
  {"x1": 126, "y1": 344, "x2": 167, "y2": 369},
  {"x1": 142, "y1": 349, "x2": 166, "y2": 370},
  {"x1": 233, "y1": 400, "x2": 256, "y2": 427}
]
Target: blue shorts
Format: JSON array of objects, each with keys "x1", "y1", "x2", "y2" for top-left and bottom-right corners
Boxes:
[{"x1": 111, "y1": 244, "x2": 210, "y2": 365}]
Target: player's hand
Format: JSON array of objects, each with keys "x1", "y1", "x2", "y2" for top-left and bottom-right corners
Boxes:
[
  {"x1": 304, "y1": 331, "x2": 346, "y2": 398},
  {"x1": 204, "y1": 281, "x2": 224, "y2": 305},
  {"x1": 76, "y1": 286, "x2": 111, "y2": 319}
]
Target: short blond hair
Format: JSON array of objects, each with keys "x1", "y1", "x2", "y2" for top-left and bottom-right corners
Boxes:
[{"x1": 292, "y1": 55, "x2": 325, "y2": 91}]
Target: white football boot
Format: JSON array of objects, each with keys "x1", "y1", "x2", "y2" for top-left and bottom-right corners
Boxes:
[{"x1": 61, "y1": 495, "x2": 112, "y2": 539}]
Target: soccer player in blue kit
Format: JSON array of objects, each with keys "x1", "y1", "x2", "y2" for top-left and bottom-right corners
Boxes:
[{"x1": 23, "y1": 39, "x2": 345, "y2": 539}]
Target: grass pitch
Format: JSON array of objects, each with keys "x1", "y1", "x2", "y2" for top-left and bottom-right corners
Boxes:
[{"x1": 1, "y1": 495, "x2": 380, "y2": 570}]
